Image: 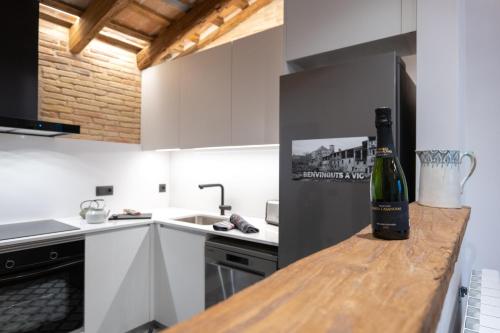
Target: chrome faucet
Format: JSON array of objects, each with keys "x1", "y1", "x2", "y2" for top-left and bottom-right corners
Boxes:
[{"x1": 198, "y1": 183, "x2": 232, "y2": 216}]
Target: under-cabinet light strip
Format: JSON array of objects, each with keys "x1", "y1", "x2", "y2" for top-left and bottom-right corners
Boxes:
[{"x1": 155, "y1": 144, "x2": 279, "y2": 152}]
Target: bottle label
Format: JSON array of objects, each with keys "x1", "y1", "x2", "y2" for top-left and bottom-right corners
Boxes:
[
  {"x1": 371, "y1": 201, "x2": 409, "y2": 232},
  {"x1": 375, "y1": 147, "x2": 394, "y2": 157},
  {"x1": 375, "y1": 126, "x2": 395, "y2": 157}
]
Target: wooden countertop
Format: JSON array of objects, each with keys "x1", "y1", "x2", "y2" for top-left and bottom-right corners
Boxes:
[{"x1": 165, "y1": 203, "x2": 470, "y2": 333}]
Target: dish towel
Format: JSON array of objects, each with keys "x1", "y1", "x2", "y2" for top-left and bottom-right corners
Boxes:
[{"x1": 230, "y1": 214, "x2": 259, "y2": 233}]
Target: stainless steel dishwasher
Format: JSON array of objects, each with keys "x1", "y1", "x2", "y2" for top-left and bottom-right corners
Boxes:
[{"x1": 205, "y1": 236, "x2": 278, "y2": 308}]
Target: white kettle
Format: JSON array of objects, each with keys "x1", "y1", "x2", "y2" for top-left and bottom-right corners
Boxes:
[
  {"x1": 416, "y1": 150, "x2": 476, "y2": 208},
  {"x1": 82, "y1": 200, "x2": 110, "y2": 224}
]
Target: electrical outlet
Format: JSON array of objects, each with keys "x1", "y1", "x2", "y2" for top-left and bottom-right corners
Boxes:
[
  {"x1": 159, "y1": 184, "x2": 166, "y2": 193},
  {"x1": 96, "y1": 185, "x2": 114, "y2": 196}
]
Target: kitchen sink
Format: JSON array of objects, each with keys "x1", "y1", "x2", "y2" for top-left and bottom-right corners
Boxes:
[{"x1": 173, "y1": 215, "x2": 227, "y2": 225}]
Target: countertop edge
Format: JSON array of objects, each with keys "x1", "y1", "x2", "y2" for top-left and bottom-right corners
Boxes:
[
  {"x1": 424, "y1": 207, "x2": 471, "y2": 332},
  {"x1": 164, "y1": 204, "x2": 471, "y2": 333},
  {"x1": 0, "y1": 208, "x2": 279, "y2": 248}
]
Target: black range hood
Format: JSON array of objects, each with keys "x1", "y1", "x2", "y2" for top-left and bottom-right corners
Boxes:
[
  {"x1": 0, "y1": 1, "x2": 80, "y2": 137},
  {"x1": 0, "y1": 116, "x2": 80, "y2": 137}
]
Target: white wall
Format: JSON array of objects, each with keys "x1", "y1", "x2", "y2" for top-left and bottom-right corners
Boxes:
[
  {"x1": 417, "y1": 0, "x2": 461, "y2": 150},
  {"x1": 0, "y1": 135, "x2": 278, "y2": 223},
  {"x1": 417, "y1": 0, "x2": 500, "y2": 327},
  {"x1": 417, "y1": 0, "x2": 500, "y2": 272},
  {"x1": 0, "y1": 134, "x2": 170, "y2": 223},
  {"x1": 417, "y1": 1, "x2": 500, "y2": 326},
  {"x1": 169, "y1": 148, "x2": 279, "y2": 218},
  {"x1": 460, "y1": 0, "x2": 500, "y2": 274}
]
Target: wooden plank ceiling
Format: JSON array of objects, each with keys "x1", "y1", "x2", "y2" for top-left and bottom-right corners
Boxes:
[{"x1": 40, "y1": 0, "x2": 272, "y2": 69}]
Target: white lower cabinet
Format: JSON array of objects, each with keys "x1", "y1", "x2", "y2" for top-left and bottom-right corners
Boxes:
[
  {"x1": 153, "y1": 225, "x2": 206, "y2": 327},
  {"x1": 84, "y1": 224, "x2": 206, "y2": 331},
  {"x1": 85, "y1": 226, "x2": 151, "y2": 333}
]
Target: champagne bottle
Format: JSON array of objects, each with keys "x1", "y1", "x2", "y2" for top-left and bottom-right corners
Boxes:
[{"x1": 370, "y1": 107, "x2": 410, "y2": 240}]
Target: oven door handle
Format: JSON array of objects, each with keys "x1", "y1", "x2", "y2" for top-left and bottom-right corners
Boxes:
[
  {"x1": 208, "y1": 260, "x2": 265, "y2": 277},
  {"x1": 0, "y1": 259, "x2": 83, "y2": 284}
]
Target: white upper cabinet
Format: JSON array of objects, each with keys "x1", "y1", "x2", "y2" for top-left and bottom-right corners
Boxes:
[
  {"x1": 285, "y1": 0, "x2": 417, "y2": 61},
  {"x1": 141, "y1": 60, "x2": 180, "y2": 150},
  {"x1": 141, "y1": 28, "x2": 283, "y2": 150},
  {"x1": 402, "y1": 0, "x2": 417, "y2": 33},
  {"x1": 179, "y1": 43, "x2": 232, "y2": 149},
  {"x1": 231, "y1": 26, "x2": 282, "y2": 145}
]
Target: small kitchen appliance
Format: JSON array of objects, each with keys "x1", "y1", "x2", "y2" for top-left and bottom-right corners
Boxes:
[
  {"x1": 82, "y1": 200, "x2": 110, "y2": 224},
  {"x1": 205, "y1": 236, "x2": 277, "y2": 308},
  {"x1": 79, "y1": 199, "x2": 104, "y2": 219},
  {"x1": 265, "y1": 200, "x2": 279, "y2": 226}
]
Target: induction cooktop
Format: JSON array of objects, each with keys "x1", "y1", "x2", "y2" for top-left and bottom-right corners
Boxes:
[{"x1": 0, "y1": 220, "x2": 79, "y2": 241}]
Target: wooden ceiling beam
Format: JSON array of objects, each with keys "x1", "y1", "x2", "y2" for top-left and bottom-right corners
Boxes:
[
  {"x1": 41, "y1": 0, "x2": 152, "y2": 43},
  {"x1": 179, "y1": 0, "x2": 271, "y2": 58},
  {"x1": 39, "y1": 3, "x2": 78, "y2": 26},
  {"x1": 40, "y1": 4, "x2": 148, "y2": 53},
  {"x1": 137, "y1": 0, "x2": 235, "y2": 69},
  {"x1": 233, "y1": 0, "x2": 249, "y2": 10},
  {"x1": 188, "y1": 33, "x2": 201, "y2": 43},
  {"x1": 42, "y1": 0, "x2": 268, "y2": 66},
  {"x1": 96, "y1": 34, "x2": 142, "y2": 53},
  {"x1": 212, "y1": 16, "x2": 224, "y2": 27},
  {"x1": 181, "y1": 0, "x2": 244, "y2": 46},
  {"x1": 107, "y1": 21, "x2": 154, "y2": 41},
  {"x1": 127, "y1": 2, "x2": 170, "y2": 25},
  {"x1": 40, "y1": 0, "x2": 83, "y2": 16},
  {"x1": 69, "y1": 0, "x2": 132, "y2": 54},
  {"x1": 39, "y1": 11, "x2": 73, "y2": 28}
]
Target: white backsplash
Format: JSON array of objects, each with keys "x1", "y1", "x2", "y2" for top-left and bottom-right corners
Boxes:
[
  {"x1": 169, "y1": 148, "x2": 279, "y2": 218},
  {"x1": 0, "y1": 134, "x2": 278, "y2": 223},
  {"x1": 0, "y1": 134, "x2": 170, "y2": 224}
]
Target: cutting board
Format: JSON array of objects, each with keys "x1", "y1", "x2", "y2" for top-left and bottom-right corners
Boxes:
[{"x1": 109, "y1": 213, "x2": 152, "y2": 220}]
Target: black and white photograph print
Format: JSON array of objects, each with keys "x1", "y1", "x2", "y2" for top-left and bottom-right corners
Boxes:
[{"x1": 292, "y1": 136, "x2": 376, "y2": 182}]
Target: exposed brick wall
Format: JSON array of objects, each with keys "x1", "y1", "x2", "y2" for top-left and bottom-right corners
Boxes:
[{"x1": 38, "y1": 20, "x2": 141, "y2": 144}]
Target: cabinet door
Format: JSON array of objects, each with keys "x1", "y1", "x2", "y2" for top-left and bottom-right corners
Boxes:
[
  {"x1": 232, "y1": 27, "x2": 282, "y2": 145},
  {"x1": 402, "y1": 0, "x2": 417, "y2": 33},
  {"x1": 154, "y1": 225, "x2": 205, "y2": 327},
  {"x1": 85, "y1": 226, "x2": 151, "y2": 333},
  {"x1": 285, "y1": 0, "x2": 403, "y2": 61},
  {"x1": 141, "y1": 61, "x2": 180, "y2": 150},
  {"x1": 179, "y1": 44, "x2": 232, "y2": 148}
]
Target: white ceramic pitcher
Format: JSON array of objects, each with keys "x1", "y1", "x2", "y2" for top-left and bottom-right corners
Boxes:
[{"x1": 416, "y1": 150, "x2": 477, "y2": 208}]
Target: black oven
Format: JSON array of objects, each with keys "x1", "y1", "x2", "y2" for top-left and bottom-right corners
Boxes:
[{"x1": 0, "y1": 238, "x2": 84, "y2": 333}]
